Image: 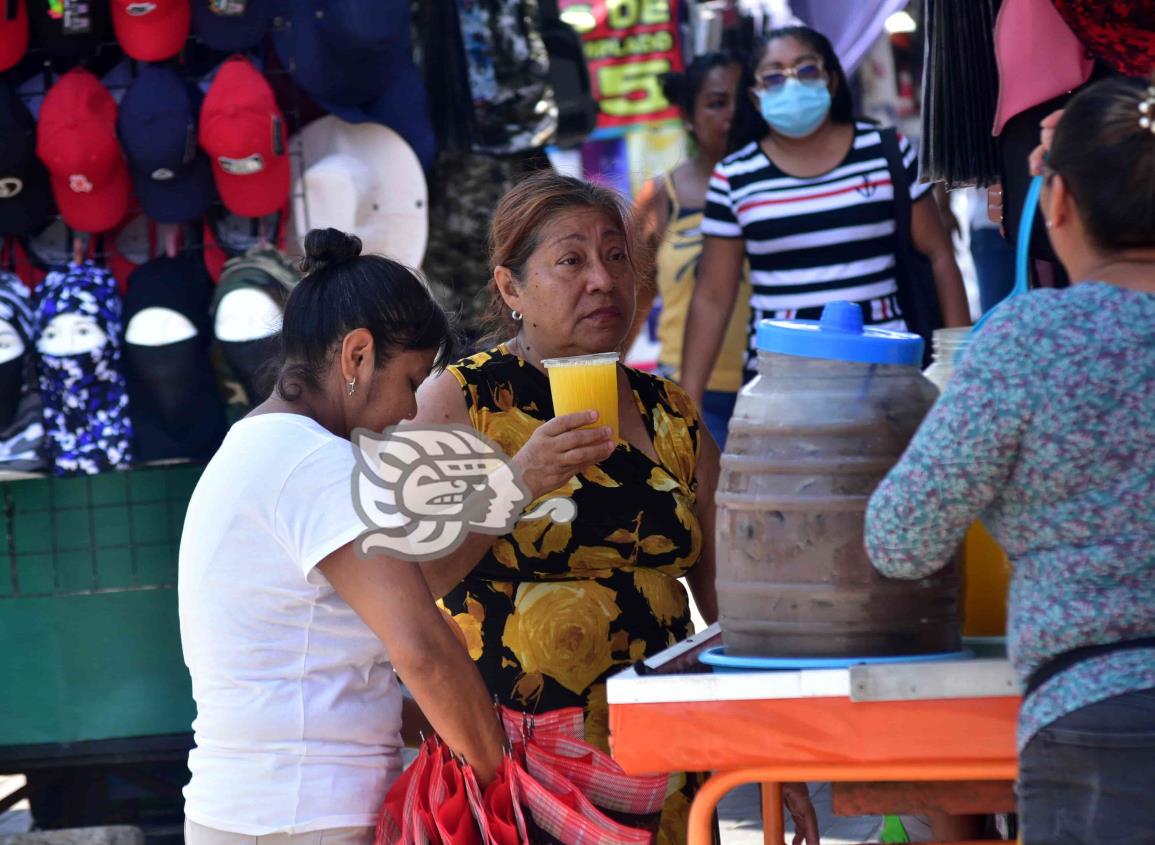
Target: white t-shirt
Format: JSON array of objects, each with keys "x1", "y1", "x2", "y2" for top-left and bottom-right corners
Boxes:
[{"x1": 179, "y1": 413, "x2": 402, "y2": 835}]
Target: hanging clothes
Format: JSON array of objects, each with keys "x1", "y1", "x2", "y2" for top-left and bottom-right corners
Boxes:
[
  {"x1": 1050, "y1": 0, "x2": 1155, "y2": 78},
  {"x1": 416, "y1": 0, "x2": 557, "y2": 155},
  {"x1": 34, "y1": 262, "x2": 133, "y2": 476},
  {"x1": 0, "y1": 270, "x2": 44, "y2": 473},
  {"x1": 123, "y1": 256, "x2": 227, "y2": 464},
  {"x1": 919, "y1": 0, "x2": 1003, "y2": 187}
]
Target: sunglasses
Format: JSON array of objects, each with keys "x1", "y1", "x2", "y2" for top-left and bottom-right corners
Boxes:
[{"x1": 755, "y1": 62, "x2": 827, "y2": 92}]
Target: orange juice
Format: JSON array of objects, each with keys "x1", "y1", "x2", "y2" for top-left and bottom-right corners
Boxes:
[
  {"x1": 962, "y1": 521, "x2": 1011, "y2": 636},
  {"x1": 541, "y1": 352, "x2": 620, "y2": 440}
]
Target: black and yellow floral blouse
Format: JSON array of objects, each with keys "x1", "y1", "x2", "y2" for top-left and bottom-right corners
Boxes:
[{"x1": 442, "y1": 345, "x2": 704, "y2": 845}]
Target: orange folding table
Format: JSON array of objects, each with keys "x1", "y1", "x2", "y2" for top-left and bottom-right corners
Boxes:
[{"x1": 607, "y1": 625, "x2": 1021, "y2": 845}]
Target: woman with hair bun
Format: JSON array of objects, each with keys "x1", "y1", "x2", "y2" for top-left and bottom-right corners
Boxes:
[
  {"x1": 868, "y1": 75, "x2": 1155, "y2": 844},
  {"x1": 632, "y1": 52, "x2": 750, "y2": 448},
  {"x1": 178, "y1": 229, "x2": 506, "y2": 845}
]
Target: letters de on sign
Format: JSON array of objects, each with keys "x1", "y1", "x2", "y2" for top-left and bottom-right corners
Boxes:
[{"x1": 560, "y1": 0, "x2": 683, "y2": 129}]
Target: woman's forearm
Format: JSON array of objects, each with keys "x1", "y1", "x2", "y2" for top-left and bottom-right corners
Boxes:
[
  {"x1": 419, "y1": 532, "x2": 500, "y2": 599},
  {"x1": 931, "y1": 251, "x2": 972, "y2": 327}
]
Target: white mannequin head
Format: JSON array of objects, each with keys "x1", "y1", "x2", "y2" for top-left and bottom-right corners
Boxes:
[
  {"x1": 125, "y1": 307, "x2": 198, "y2": 347},
  {"x1": 0, "y1": 319, "x2": 24, "y2": 365},
  {"x1": 38, "y1": 313, "x2": 109, "y2": 357},
  {"x1": 214, "y1": 288, "x2": 282, "y2": 342}
]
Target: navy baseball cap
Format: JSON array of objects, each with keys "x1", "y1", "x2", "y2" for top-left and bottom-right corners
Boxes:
[
  {"x1": 323, "y1": 51, "x2": 437, "y2": 171},
  {"x1": 191, "y1": 0, "x2": 273, "y2": 51},
  {"x1": 0, "y1": 83, "x2": 55, "y2": 237},
  {"x1": 118, "y1": 65, "x2": 216, "y2": 224},
  {"x1": 273, "y1": 0, "x2": 407, "y2": 107}
]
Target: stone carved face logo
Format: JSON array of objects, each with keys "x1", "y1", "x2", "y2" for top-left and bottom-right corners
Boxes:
[{"x1": 352, "y1": 425, "x2": 576, "y2": 561}]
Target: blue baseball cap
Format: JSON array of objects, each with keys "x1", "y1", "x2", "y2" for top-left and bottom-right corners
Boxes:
[
  {"x1": 191, "y1": 0, "x2": 274, "y2": 51},
  {"x1": 118, "y1": 65, "x2": 217, "y2": 224},
  {"x1": 321, "y1": 50, "x2": 437, "y2": 171},
  {"x1": 273, "y1": 0, "x2": 407, "y2": 107}
]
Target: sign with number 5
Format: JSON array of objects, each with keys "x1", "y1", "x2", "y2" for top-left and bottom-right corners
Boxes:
[{"x1": 559, "y1": 0, "x2": 684, "y2": 129}]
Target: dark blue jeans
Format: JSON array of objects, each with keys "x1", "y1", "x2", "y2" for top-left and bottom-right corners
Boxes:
[
  {"x1": 971, "y1": 227, "x2": 1017, "y2": 314},
  {"x1": 700, "y1": 390, "x2": 737, "y2": 451},
  {"x1": 1018, "y1": 687, "x2": 1155, "y2": 844}
]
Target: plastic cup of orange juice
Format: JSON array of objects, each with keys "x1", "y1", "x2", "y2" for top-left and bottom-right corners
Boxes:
[{"x1": 541, "y1": 352, "x2": 620, "y2": 440}]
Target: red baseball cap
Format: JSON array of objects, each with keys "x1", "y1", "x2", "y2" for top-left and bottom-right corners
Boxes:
[
  {"x1": 0, "y1": 0, "x2": 29, "y2": 72},
  {"x1": 36, "y1": 69, "x2": 131, "y2": 234},
  {"x1": 199, "y1": 57, "x2": 290, "y2": 219},
  {"x1": 111, "y1": 0, "x2": 191, "y2": 62}
]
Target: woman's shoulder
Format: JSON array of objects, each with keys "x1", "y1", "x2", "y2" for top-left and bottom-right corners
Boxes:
[
  {"x1": 718, "y1": 141, "x2": 765, "y2": 173},
  {"x1": 447, "y1": 345, "x2": 519, "y2": 382}
]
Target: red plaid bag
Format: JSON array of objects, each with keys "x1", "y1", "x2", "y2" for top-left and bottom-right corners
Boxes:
[
  {"x1": 500, "y1": 705, "x2": 585, "y2": 743},
  {"x1": 412, "y1": 742, "x2": 445, "y2": 845},
  {"x1": 510, "y1": 759, "x2": 653, "y2": 845},
  {"x1": 432, "y1": 754, "x2": 483, "y2": 845},
  {"x1": 376, "y1": 738, "x2": 437, "y2": 845},
  {"x1": 524, "y1": 735, "x2": 667, "y2": 833}
]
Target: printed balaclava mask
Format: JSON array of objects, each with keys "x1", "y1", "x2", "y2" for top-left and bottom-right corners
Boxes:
[
  {"x1": 123, "y1": 256, "x2": 227, "y2": 463},
  {"x1": 212, "y1": 269, "x2": 288, "y2": 406},
  {"x1": 0, "y1": 271, "x2": 45, "y2": 472},
  {"x1": 34, "y1": 263, "x2": 134, "y2": 476}
]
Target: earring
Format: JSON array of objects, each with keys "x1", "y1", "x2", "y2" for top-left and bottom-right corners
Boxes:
[
  {"x1": 511, "y1": 309, "x2": 523, "y2": 321},
  {"x1": 1045, "y1": 218, "x2": 1053, "y2": 229},
  {"x1": 347, "y1": 377, "x2": 357, "y2": 396}
]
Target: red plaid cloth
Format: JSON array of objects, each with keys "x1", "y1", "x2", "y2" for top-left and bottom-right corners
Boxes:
[{"x1": 510, "y1": 758, "x2": 653, "y2": 845}]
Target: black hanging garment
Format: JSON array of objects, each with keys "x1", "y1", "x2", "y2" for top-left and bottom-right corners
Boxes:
[
  {"x1": 210, "y1": 247, "x2": 300, "y2": 408},
  {"x1": 919, "y1": 0, "x2": 1003, "y2": 188},
  {"x1": 123, "y1": 256, "x2": 227, "y2": 464}
]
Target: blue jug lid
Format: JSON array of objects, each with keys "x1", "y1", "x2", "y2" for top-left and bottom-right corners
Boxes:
[{"x1": 755, "y1": 301, "x2": 924, "y2": 366}]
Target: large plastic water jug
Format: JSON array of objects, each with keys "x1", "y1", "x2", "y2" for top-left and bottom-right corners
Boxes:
[{"x1": 716, "y1": 302, "x2": 962, "y2": 657}]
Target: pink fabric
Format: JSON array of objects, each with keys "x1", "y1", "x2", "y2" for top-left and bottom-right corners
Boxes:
[{"x1": 993, "y1": 0, "x2": 1094, "y2": 135}]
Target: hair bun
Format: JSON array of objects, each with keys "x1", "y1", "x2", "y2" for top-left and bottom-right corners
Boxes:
[{"x1": 300, "y1": 228, "x2": 363, "y2": 275}]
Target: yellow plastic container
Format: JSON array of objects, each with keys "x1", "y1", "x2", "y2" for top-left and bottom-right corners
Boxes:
[
  {"x1": 962, "y1": 521, "x2": 1011, "y2": 636},
  {"x1": 542, "y1": 352, "x2": 620, "y2": 440},
  {"x1": 924, "y1": 329, "x2": 1012, "y2": 637}
]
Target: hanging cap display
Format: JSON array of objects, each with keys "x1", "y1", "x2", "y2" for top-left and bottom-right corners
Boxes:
[
  {"x1": 273, "y1": 0, "x2": 405, "y2": 107},
  {"x1": 36, "y1": 69, "x2": 131, "y2": 234},
  {"x1": 111, "y1": 0, "x2": 191, "y2": 62},
  {"x1": 0, "y1": 0, "x2": 29, "y2": 72},
  {"x1": 119, "y1": 65, "x2": 216, "y2": 224},
  {"x1": 0, "y1": 83, "x2": 55, "y2": 237},
  {"x1": 191, "y1": 0, "x2": 273, "y2": 52},
  {"x1": 292, "y1": 117, "x2": 428, "y2": 268},
  {"x1": 756, "y1": 300, "x2": 925, "y2": 366},
  {"x1": 28, "y1": 0, "x2": 110, "y2": 60},
  {"x1": 199, "y1": 56, "x2": 290, "y2": 219}
]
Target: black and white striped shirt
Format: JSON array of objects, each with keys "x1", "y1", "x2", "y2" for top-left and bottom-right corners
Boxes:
[{"x1": 702, "y1": 123, "x2": 931, "y2": 376}]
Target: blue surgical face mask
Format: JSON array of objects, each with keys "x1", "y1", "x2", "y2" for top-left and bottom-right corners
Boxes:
[{"x1": 758, "y1": 79, "x2": 832, "y2": 139}]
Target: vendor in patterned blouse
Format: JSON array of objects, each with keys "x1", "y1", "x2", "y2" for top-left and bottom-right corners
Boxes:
[
  {"x1": 866, "y1": 76, "x2": 1155, "y2": 845},
  {"x1": 415, "y1": 172, "x2": 818, "y2": 845}
]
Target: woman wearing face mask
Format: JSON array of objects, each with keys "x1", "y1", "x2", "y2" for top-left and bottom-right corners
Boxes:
[
  {"x1": 680, "y1": 26, "x2": 971, "y2": 408},
  {"x1": 179, "y1": 229, "x2": 506, "y2": 845},
  {"x1": 632, "y1": 52, "x2": 751, "y2": 449}
]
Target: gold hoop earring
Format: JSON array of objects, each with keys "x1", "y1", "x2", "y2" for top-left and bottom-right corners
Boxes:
[{"x1": 347, "y1": 377, "x2": 357, "y2": 397}]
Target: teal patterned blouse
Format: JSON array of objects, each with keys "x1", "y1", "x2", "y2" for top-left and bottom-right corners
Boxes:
[{"x1": 865, "y1": 282, "x2": 1155, "y2": 750}]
